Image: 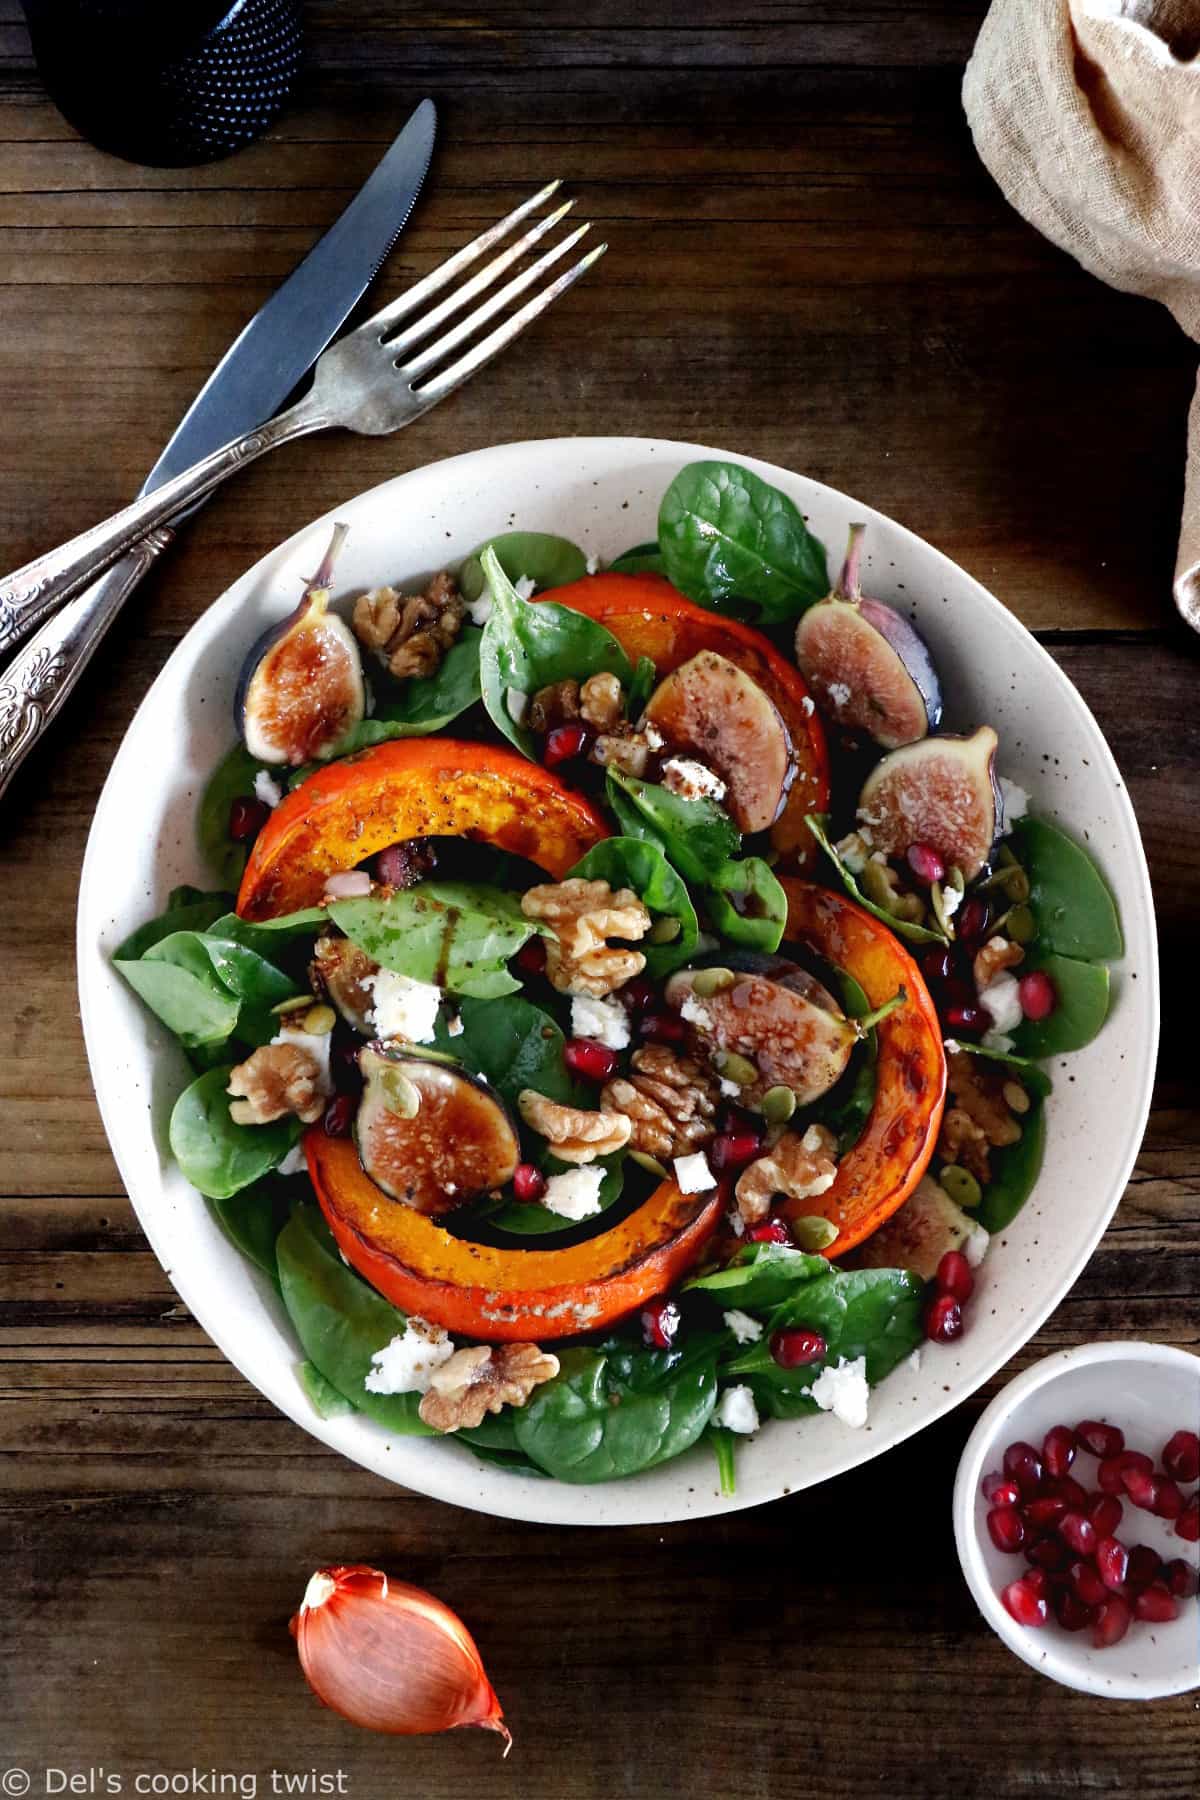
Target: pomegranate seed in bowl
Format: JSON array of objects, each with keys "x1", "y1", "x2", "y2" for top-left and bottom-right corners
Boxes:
[
  {"x1": 1069, "y1": 1560, "x2": 1108, "y2": 1608},
  {"x1": 1152, "y1": 1479, "x2": 1185, "y2": 1521},
  {"x1": 1041, "y1": 1425, "x2": 1076, "y2": 1478},
  {"x1": 1096, "y1": 1455, "x2": 1126, "y2": 1495},
  {"x1": 1075, "y1": 1419, "x2": 1124, "y2": 1459},
  {"x1": 1091, "y1": 1595, "x2": 1132, "y2": 1649},
  {"x1": 1133, "y1": 1584, "x2": 1178, "y2": 1624},
  {"x1": 1046, "y1": 1474, "x2": 1088, "y2": 1510},
  {"x1": 1088, "y1": 1494, "x2": 1123, "y2": 1538},
  {"x1": 1053, "y1": 1590, "x2": 1094, "y2": 1633},
  {"x1": 982, "y1": 1473, "x2": 1022, "y2": 1508},
  {"x1": 1095, "y1": 1536, "x2": 1130, "y2": 1592},
  {"x1": 1162, "y1": 1429, "x2": 1200, "y2": 1485},
  {"x1": 1057, "y1": 1511, "x2": 1097, "y2": 1557},
  {"x1": 1176, "y1": 1501, "x2": 1199, "y2": 1542},
  {"x1": 1024, "y1": 1495, "x2": 1067, "y2": 1529},
  {"x1": 987, "y1": 1507, "x2": 1026, "y2": 1553},
  {"x1": 1001, "y1": 1577, "x2": 1049, "y2": 1629},
  {"x1": 1163, "y1": 1559, "x2": 1199, "y2": 1599},
  {"x1": 1002, "y1": 1440, "x2": 1044, "y2": 1497},
  {"x1": 1126, "y1": 1544, "x2": 1162, "y2": 1588}
]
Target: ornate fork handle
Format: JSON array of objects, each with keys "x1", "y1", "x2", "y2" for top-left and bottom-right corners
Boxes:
[
  {"x1": 0, "y1": 396, "x2": 326, "y2": 660},
  {"x1": 0, "y1": 530, "x2": 176, "y2": 802}
]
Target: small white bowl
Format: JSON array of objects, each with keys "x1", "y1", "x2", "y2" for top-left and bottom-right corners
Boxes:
[{"x1": 954, "y1": 1341, "x2": 1200, "y2": 1699}]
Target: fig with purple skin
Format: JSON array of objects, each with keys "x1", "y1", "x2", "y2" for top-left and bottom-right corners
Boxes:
[
  {"x1": 640, "y1": 649, "x2": 797, "y2": 833},
  {"x1": 794, "y1": 523, "x2": 941, "y2": 748},
  {"x1": 237, "y1": 523, "x2": 366, "y2": 766},
  {"x1": 856, "y1": 725, "x2": 999, "y2": 882},
  {"x1": 354, "y1": 1045, "x2": 519, "y2": 1216}
]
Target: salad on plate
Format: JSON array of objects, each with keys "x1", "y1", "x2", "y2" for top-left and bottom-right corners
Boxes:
[{"x1": 114, "y1": 458, "x2": 1123, "y2": 1490}]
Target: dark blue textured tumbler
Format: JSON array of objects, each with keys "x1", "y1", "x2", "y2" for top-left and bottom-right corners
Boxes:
[{"x1": 20, "y1": 0, "x2": 304, "y2": 166}]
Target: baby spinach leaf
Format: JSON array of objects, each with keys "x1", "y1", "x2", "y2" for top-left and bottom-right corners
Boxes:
[
  {"x1": 479, "y1": 545, "x2": 633, "y2": 756},
  {"x1": 208, "y1": 1179, "x2": 291, "y2": 1285},
  {"x1": 726, "y1": 1267, "x2": 924, "y2": 1418},
  {"x1": 169, "y1": 1066, "x2": 301, "y2": 1199},
  {"x1": 1010, "y1": 951, "x2": 1110, "y2": 1057},
  {"x1": 977, "y1": 1099, "x2": 1047, "y2": 1234},
  {"x1": 685, "y1": 1243, "x2": 828, "y2": 1311},
  {"x1": 275, "y1": 1204, "x2": 435, "y2": 1436},
  {"x1": 298, "y1": 1360, "x2": 357, "y2": 1419},
  {"x1": 327, "y1": 628, "x2": 483, "y2": 752},
  {"x1": 198, "y1": 742, "x2": 273, "y2": 886},
  {"x1": 194, "y1": 936, "x2": 299, "y2": 1011},
  {"x1": 1012, "y1": 816, "x2": 1123, "y2": 963},
  {"x1": 114, "y1": 955, "x2": 241, "y2": 1048},
  {"x1": 609, "y1": 542, "x2": 666, "y2": 578},
  {"x1": 458, "y1": 532, "x2": 589, "y2": 602},
  {"x1": 329, "y1": 880, "x2": 541, "y2": 999},
  {"x1": 625, "y1": 654, "x2": 658, "y2": 717},
  {"x1": 805, "y1": 814, "x2": 948, "y2": 946},
  {"x1": 708, "y1": 1424, "x2": 738, "y2": 1496},
  {"x1": 486, "y1": 1152, "x2": 625, "y2": 1238},
  {"x1": 206, "y1": 908, "x2": 327, "y2": 954},
  {"x1": 513, "y1": 1335, "x2": 720, "y2": 1482},
  {"x1": 568, "y1": 837, "x2": 699, "y2": 975},
  {"x1": 432, "y1": 994, "x2": 580, "y2": 1113},
  {"x1": 460, "y1": 1441, "x2": 551, "y2": 1476},
  {"x1": 659, "y1": 461, "x2": 829, "y2": 623},
  {"x1": 606, "y1": 769, "x2": 740, "y2": 886},
  {"x1": 705, "y1": 856, "x2": 788, "y2": 953},
  {"x1": 115, "y1": 891, "x2": 233, "y2": 961}
]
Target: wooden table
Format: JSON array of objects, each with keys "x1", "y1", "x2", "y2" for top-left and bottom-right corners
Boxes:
[{"x1": 3, "y1": 5, "x2": 1197, "y2": 1795}]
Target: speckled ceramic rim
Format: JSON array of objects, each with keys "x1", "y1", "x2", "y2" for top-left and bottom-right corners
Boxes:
[
  {"x1": 953, "y1": 1342, "x2": 1200, "y2": 1698},
  {"x1": 77, "y1": 436, "x2": 1161, "y2": 1525}
]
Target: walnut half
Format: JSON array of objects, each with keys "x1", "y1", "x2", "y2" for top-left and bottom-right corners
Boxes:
[
  {"x1": 227, "y1": 1040, "x2": 326, "y2": 1126},
  {"x1": 518, "y1": 1090, "x2": 632, "y2": 1164},
  {"x1": 600, "y1": 1045, "x2": 719, "y2": 1160},
  {"x1": 353, "y1": 571, "x2": 465, "y2": 680},
  {"x1": 418, "y1": 1342, "x2": 560, "y2": 1433},
  {"x1": 520, "y1": 877, "x2": 651, "y2": 996},
  {"x1": 734, "y1": 1124, "x2": 838, "y2": 1224}
]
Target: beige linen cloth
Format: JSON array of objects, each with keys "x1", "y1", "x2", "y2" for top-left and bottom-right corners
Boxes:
[{"x1": 963, "y1": 0, "x2": 1200, "y2": 629}]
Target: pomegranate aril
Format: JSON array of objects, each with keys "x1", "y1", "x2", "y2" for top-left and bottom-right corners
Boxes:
[
  {"x1": 618, "y1": 975, "x2": 657, "y2": 1015},
  {"x1": 1133, "y1": 1583, "x2": 1178, "y2": 1624},
  {"x1": 1176, "y1": 1501, "x2": 1200, "y2": 1542},
  {"x1": 1069, "y1": 1560, "x2": 1109, "y2": 1608},
  {"x1": 563, "y1": 1038, "x2": 619, "y2": 1083},
  {"x1": 1152, "y1": 1478, "x2": 1185, "y2": 1521},
  {"x1": 639, "y1": 1010, "x2": 687, "y2": 1045},
  {"x1": 1163, "y1": 1558, "x2": 1199, "y2": 1599},
  {"x1": 921, "y1": 946, "x2": 955, "y2": 984},
  {"x1": 770, "y1": 1328, "x2": 827, "y2": 1369},
  {"x1": 1122, "y1": 1466, "x2": 1160, "y2": 1511},
  {"x1": 321, "y1": 1094, "x2": 355, "y2": 1138},
  {"x1": 1024, "y1": 1495, "x2": 1068, "y2": 1529},
  {"x1": 1097, "y1": 1456, "x2": 1126, "y2": 1495},
  {"x1": 747, "y1": 1218, "x2": 791, "y2": 1245},
  {"x1": 1117, "y1": 1448, "x2": 1154, "y2": 1477},
  {"x1": 1003, "y1": 1440, "x2": 1045, "y2": 1498},
  {"x1": 710, "y1": 1131, "x2": 763, "y2": 1173},
  {"x1": 1017, "y1": 969, "x2": 1056, "y2": 1021},
  {"x1": 1091, "y1": 1595, "x2": 1132, "y2": 1649},
  {"x1": 1027, "y1": 1536, "x2": 1069, "y2": 1572},
  {"x1": 511, "y1": 1162, "x2": 547, "y2": 1204},
  {"x1": 515, "y1": 936, "x2": 548, "y2": 976},
  {"x1": 943, "y1": 1003, "x2": 992, "y2": 1036},
  {"x1": 957, "y1": 896, "x2": 990, "y2": 950},
  {"x1": 1088, "y1": 1495, "x2": 1124, "y2": 1539},
  {"x1": 543, "y1": 723, "x2": 591, "y2": 767},
  {"x1": 1047, "y1": 1475, "x2": 1088, "y2": 1510},
  {"x1": 641, "y1": 1298, "x2": 680, "y2": 1351},
  {"x1": 1058, "y1": 1511, "x2": 1097, "y2": 1557},
  {"x1": 982, "y1": 1474, "x2": 1022, "y2": 1508},
  {"x1": 1001, "y1": 1576, "x2": 1049, "y2": 1628},
  {"x1": 1054, "y1": 1590, "x2": 1095, "y2": 1633},
  {"x1": 987, "y1": 1507, "x2": 1027, "y2": 1553},
  {"x1": 924, "y1": 1292, "x2": 963, "y2": 1344},
  {"x1": 1041, "y1": 1425, "x2": 1077, "y2": 1479},
  {"x1": 1127, "y1": 1544, "x2": 1162, "y2": 1588},
  {"x1": 1162, "y1": 1429, "x2": 1200, "y2": 1485},
  {"x1": 935, "y1": 1249, "x2": 973, "y2": 1303},
  {"x1": 1076, "y1": 1418, "x2": 1125, "y2": 1459},
  {"x1": 1096, "y1": 1536, "x2": 1130, "y2": 1592},
  {"x1": 229, "y1": 795, "x2": 270, "y2": 842},
  {"x1": 906, "y1": 842, "x2": 945, "y2": 886}
]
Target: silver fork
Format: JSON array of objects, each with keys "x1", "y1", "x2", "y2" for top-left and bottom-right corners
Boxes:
[{"x1": 0, "y1": 182, "x2": 604, "y2": 659}]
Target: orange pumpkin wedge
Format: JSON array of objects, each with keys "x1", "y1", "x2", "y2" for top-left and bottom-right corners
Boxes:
[
  {"x1": 236, "y1": 737, "x2": 609, "y2": 919},
  {"x1": 543, "y1": 572, "x2": 830, "y2": 866},
  {"x1": 775, "y1": 879, "x2": 947, "y2": 1257},
  {"x1": 306, "y1": 1132, "x2": 725, "y2": 1341}
]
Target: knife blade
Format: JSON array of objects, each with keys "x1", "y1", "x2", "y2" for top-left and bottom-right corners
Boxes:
[{"x1": 144, "y1": 95, "x2": 437, "y2": 496}]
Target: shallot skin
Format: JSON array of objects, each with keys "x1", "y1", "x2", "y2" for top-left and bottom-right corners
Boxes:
[{"x1": 292, "y1": 1564, "x2": 510, "y2": 1750}]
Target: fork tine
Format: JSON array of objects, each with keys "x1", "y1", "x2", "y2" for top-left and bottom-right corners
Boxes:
[
  {"x1": 410, "y1": 243, "x2": 607, "y2": 409},
  {"x1": 362, "y1": 179, "x2": 563, "y2": 337},
  {"x1": 399, "y1": 222, "x2": 591, "y2": 382},
  {"x1": 383, "y1": 199, "x2": 576, "y2": 359}
]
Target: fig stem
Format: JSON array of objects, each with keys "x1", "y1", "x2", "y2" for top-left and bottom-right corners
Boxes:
[
  {"x1": 835, "y1": 522, "x2": 867, "y2": 601},
  {"x1": 307, "y1": 520, "x2": 351, "y2": 595},
  {"x1": 853, "y1": 986, "x2": 906, "y2": 1036}
]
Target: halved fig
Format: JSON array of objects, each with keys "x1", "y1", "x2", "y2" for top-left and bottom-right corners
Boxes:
[
  {"x1": 640, "y1": 650, "x2": 796, "y2": 832},
  {"x1": 236, "y1": 523, "x2": 366, "y2": 766},
  {"x1": 664, "y1": 958, "x2": 855, "y2": 1108},
  {"x1": 355, "y1": 1046, "x2": 519, "y2": 1217},
  {"x1": 310, "y1": 932, "x2": 378, "y2": 1034},
  {"x1": 857, "y1": 726, "x2": 999, "y2": 881},
  {"x1": 852, "y1": 1174, "x2": 978, "y2": 1281},
  {"x1": 794, "y1": 524, "x2": 941, "y2": 749},
  {"x1": 307, "y1": 1130, "x2": 724, "y2": 1341}
]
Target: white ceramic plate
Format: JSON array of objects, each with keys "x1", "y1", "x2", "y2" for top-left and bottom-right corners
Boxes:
[{"x1": 77, "y1": 437, "x2": 1159, "y2": 1525}]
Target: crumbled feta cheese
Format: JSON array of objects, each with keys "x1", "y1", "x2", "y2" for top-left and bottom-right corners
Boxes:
[
  {"x1": 506, "y1": 687, "x2": 529, "y2": 724},
  {"x1": 661, "y1": 756, "x2": 727, "y2": 804},
  {"x1": 978, "y1": 969, "x2": 1022, "y2": 1042},
  {"x1": 679, "y1": 992, "x2": 713, "y2": 1032},
  {"x1": 715, "y1": 1384, "x2": 760, "y2": 1434},
  {"x1": 570, "y1": 992, "x2": 631, "y2": 1050},
  {"x1": 723, "y1": 1309, "x2": 763, "y2": 1345},
  {"x1": 997, "y1": 776, "x2": 1030, "y2": 835},
  {"x1": 277, "y1": 1143, "x2": 308, "y2": 1177},
  {"x1": 270, "y1": 1024, "x2": 333, "y2": 1095},
  {"x1": 585, "y1": 553, "x2": 599, "y2": 576},
  {"x1": 964, "y1": 1221, "x2": 990, "y2": 1268},
  {"x1": 835, "y1": 831, "x2": 870, "y2": 874},
  {"x1": 719, "y1": 1076, "x2": 741, "y2": 1098},
  {"x1": 364, "y1": 1317, "x2": 454, "y2": 1395},
  {"x1": 542, "y1": 1165, "x2": 605, "y2": 1220},
  {"x1": 809, "y1": 1355, "x2": 870, "y2": 1429},
  {"x1": 674, "y1": 1150, "x2": 716, "y2": 1193},
  {"x1": 643, "y1": 721, "x2": 666, "y2": 752},
  {"x1": 467, "y1": 590, "x2": 492, "y2": 625},
  {"x1": 827, "y1": 680, "x2": 852, "y2": 710},
  {"x1": 726, "y1": 1205, "x2": 746, "y2": 1238},
  {"x1": 253, "y1": 769, "x2": 283, "y2": 808},
  {"x1": 940, "y1": 884, "x2": 962, "y2": 919},
  {"x1": 446, "y1": 1013, "x2": 464, "y2": 1037},
  {"x1": 983, "y1": 1032, "x2": 1015, "y2": 1054},
  {"x1": 801, "y1": 695, "x2": 815, "y2": 715},
  {"x1": 514, "y1": 574, "x2": 537, "y2": 601},
  {"x1": 365, "y1": 969, "x2": 441, "y2": 1044},
  {"x1": 943, "y1": 1038, "x2": 962, "y2": 1054},
  {"x1": 905, "y1": 1348, "x2": 923, "y2": 1374}
]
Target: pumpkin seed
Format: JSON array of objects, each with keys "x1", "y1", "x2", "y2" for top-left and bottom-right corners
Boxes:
[
  {"x1": 940, "y1": 1164, "x2": 982, "y2": 1209},
  {"x1": 629, "y1": 1149, "x2": 669, "y2": 1179},
  {"x1": 692, "y1": 966, "x2": 735, "y2": 997},
  {"x1": 648, "y1": 914, "x2": 682, "y2": 944},
  {"x1": 790, "y1": 1214, "x2": 839, "y2": 1251},
  {"x1": 761, "y1": 1084, "x2": 797, "y2": 1124},
  {"x1": 1002, "y1": 1079, "x2": 1031, "y2": 1115},
  {"x1": 379, "y1": 1067, "x2": 421, "y2": 1118},
  {"x1": 301, "y1": 1003, "x2": 337, "y2": 1037},
  {"x1": 1006, "y1": 904, "x2": 1036, "y2": 944},
  {"x1": 1003, "y1": 867, "x2": 1031, "y2": 903},
  {"x1": 714, "y1": 1050, "x2": 757, "y2": 1088},
  {"x1": 271, "y1": 993, "x2": 312, "y2": 1015}
]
